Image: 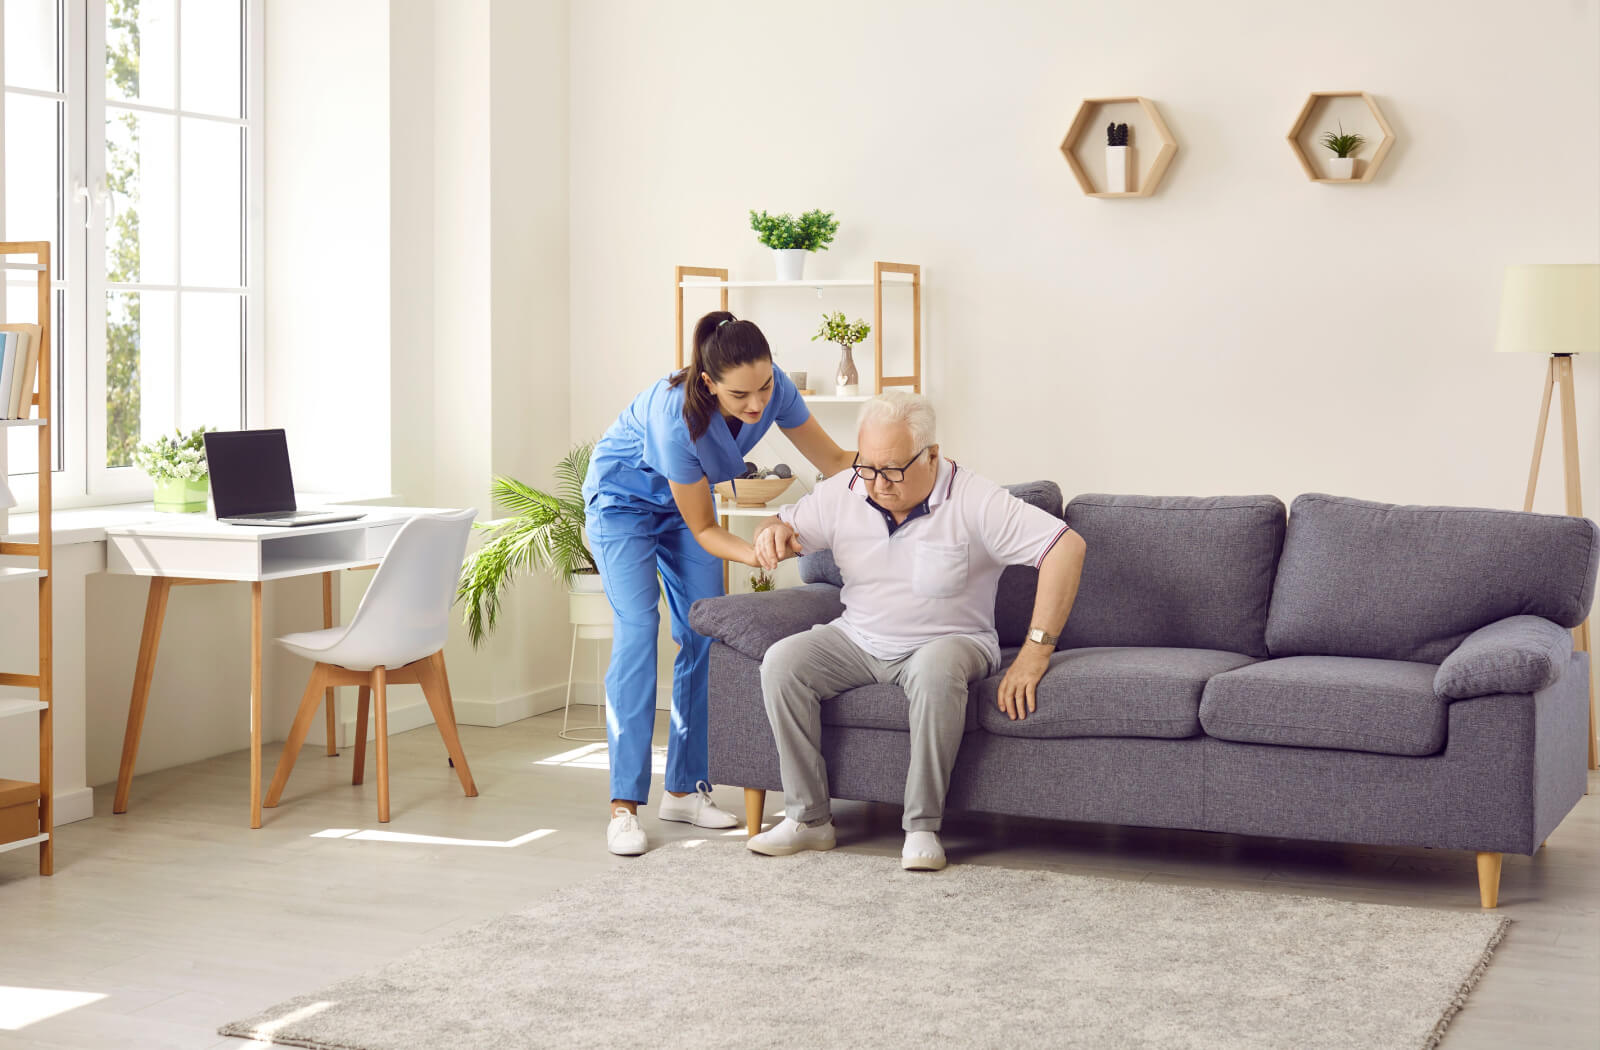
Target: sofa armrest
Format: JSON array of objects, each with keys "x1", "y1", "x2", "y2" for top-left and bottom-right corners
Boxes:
[
  {"x1": 1434, "y1": 615, "x2": 1574, "y2": 700},
  {"x1": 689, "y1": 583, "x2": 844, "y2": 661}
]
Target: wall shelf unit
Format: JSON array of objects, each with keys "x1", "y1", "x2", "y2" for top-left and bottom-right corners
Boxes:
[
  {"x1": 1060, "y1": 96, "x2": 1179, "y2": 198},
  {"x1": 675, "y1": 261, "x2": 922, "y2": 395},
  {"x1": 1287, "y1": 91, "x2": 1396, "y2": 184},
  {"x1": 0, "y1": 241, "x2": 54, "y2": 876}
]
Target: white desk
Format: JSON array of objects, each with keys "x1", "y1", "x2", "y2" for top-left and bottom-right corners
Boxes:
[{"x1": 103, "y1": 507, "x2": 433, "y2": 828}]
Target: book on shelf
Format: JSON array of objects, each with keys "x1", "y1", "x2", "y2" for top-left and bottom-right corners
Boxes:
[
  {"x1": 0, "y1": 332, "x2": 16, "y2": 419},
  {"x1": 0, "y1": 324, "x2": 41, "y2": 420}
]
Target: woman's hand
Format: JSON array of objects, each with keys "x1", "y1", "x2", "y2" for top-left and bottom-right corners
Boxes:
[{"x1": 753, "y1": 522, "x2": 804, "y2": 570}]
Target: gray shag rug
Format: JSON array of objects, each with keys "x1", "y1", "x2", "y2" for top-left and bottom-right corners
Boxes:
[{"x1": 222, "y1": 841, "x2": 1508, "y2": 1050}]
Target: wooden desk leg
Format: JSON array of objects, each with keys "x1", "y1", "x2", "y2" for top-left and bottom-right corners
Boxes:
[
  {"x1": 322, "y1": 572, "x2": 337, "y2": 756},
  {"x1": 251, "y1": 581, "x2": 263, "y2": 829},
  {"x1": 113, "y1": 577, "x2": 174, "y2": 814}
]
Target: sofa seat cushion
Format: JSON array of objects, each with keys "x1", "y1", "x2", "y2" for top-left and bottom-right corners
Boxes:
[
  {"x1": 822, "y1": 683, "x2": 983, "y2": 734},
  {"x1": 1199, "y1": 656, "x2": 1445, "y2": 757},
  {"x1": 976, "y1": 647, "x2": 1257, "y2": 740}
]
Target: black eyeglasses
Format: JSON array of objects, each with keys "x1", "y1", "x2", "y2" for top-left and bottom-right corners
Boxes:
[{"x1": 853, "y1": 445, "x2": 932, "y2": 484}]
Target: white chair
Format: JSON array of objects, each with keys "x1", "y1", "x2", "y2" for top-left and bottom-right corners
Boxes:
[{"x1": 265, "y1": 508, "x2": 479, "y2": 823}]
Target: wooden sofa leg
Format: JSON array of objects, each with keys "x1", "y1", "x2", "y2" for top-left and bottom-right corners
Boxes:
[
  {"x1": 745, "y1": 788, "x2": 766, "y2": 838},
  {"x1": 1477, "y1": 852, "x2": 1502, "y2": 909}
]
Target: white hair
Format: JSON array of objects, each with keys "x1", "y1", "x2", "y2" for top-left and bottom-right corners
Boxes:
[{"x1": 857, "y1": 391, "x2": 937, "y2": 448}]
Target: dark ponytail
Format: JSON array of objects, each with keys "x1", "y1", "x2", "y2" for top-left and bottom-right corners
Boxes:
[{"x1": 669, "y1": 310, "x2": 773, "y2": 441}]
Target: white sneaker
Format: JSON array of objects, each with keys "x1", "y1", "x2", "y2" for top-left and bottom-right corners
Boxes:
[
  {"x1": 658, "y1": 781, "x2": 741, "y2": 830},
  {"x1": 747, "y1": 816, "x2": 837, "y2": 857},
  {"x1": 606, "y1": 806, "x2": 648, "y2": 856},
  {"x1": 901, "y1": 830, "x2": 946, "y2": 871}
]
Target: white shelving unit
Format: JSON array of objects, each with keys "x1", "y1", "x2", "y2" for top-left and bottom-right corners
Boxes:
[
  {"x1": 0, "y1": 240, "x2": 54, "y2": 876},
  {"x1": 678, "y1": 259, "x2": 925, "y2": 594}
]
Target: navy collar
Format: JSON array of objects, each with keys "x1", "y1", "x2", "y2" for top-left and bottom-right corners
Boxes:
[
  {"x1": 852, "y1": 458, "x2": 956, "y2": 537},
  {"x1": 865, "y1": 493, "x2": 931, "y2": 536}
]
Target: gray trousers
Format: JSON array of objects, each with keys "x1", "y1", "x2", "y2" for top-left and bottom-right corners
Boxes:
[{"x1": 759, "y1": 624, "x2": 994, "y2": 832}]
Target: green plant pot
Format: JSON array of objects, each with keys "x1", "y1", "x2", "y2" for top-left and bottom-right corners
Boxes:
[{"x1": 152, "y1": 476, "x2": 209, "y2": 513}]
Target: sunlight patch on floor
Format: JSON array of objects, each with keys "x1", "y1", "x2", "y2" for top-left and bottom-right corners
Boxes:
[
  {"x1": 0, "y1": 987, "x2": 106, "y2": 1031},
  {"x1": 534, "y1": 742, "x2": 668, "y2": 774},
  {"x1": 311, "y1": 828, "x2": 556, "y2": 848}
]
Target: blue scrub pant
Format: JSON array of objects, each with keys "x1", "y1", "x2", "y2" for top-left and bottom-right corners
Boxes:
[{"x1": 588, "y1": 503, "x2": 724, "y2": 804}]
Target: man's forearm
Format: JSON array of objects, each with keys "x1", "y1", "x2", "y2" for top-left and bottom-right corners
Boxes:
[{"x1": 1028, "y1": 532, "x2": 1087, "y2": 640}]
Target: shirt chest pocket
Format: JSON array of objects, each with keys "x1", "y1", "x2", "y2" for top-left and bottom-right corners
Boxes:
[{"x1": 912, "y1": 541, "x2": 969, "y2": 599}]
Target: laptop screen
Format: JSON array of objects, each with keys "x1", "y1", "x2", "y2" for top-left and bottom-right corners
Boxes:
[{"x1": 204, "y1": 429, "x2": 298, "y2": 517}]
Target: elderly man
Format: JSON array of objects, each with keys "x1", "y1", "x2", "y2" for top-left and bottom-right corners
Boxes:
[{"x1": 746, "y1": 391, "x2": 1086, "y2": 870}]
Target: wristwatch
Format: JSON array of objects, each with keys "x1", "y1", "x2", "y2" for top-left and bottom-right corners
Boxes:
[{"x1": 1026, "y1": 627, "x2": 1058, "y2": 647}]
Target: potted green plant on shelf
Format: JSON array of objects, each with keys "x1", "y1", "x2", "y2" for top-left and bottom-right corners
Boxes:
[
  {"x1": 458, "y1": 441, "x2": 603, "y2": 647},
  {"x1": 133, "y1": 425, "x2": 213, "y2": 513},
  {"x1": 1319, "y1": 123, "x2": 1365, "y2": 180},
  {"x1": 813, "y1": 311, "x2": 871, "y2": 396},
  {"x1": 749, "y1": 209, "x2": 840, "y2": 281}
]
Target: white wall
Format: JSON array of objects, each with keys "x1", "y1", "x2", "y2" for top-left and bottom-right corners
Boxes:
[
  {"x1": 568, "y1": 0, "x2": 1600, "y2": 689},
  {"x1": 264, "y1": 0, "x2": 392, "y2": 497}
]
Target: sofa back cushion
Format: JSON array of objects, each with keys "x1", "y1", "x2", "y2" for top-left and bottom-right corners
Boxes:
[
  {"x1": 798, "y1": 480, "x2": 1064, "y2": 649},
  {"x1": 1265, "y1": 493, "x2": 1600, "y2": 663},
  {"x1": 1057, "y1": 495, "x2": 1286, "y2": 659}
]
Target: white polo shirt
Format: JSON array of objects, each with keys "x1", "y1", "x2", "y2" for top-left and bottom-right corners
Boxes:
[{"x1": 777, "y1": 457, "x2": 1072, "y2": 668}]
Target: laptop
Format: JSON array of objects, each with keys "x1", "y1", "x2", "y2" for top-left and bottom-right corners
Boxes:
[{"x1": 204, "y1": 429, "x2": 367, "y2": 527}]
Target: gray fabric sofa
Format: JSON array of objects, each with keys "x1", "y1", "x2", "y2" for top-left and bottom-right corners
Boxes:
[{"x1": 688, "y1": 489, "x2": 1600, "y2": 908}]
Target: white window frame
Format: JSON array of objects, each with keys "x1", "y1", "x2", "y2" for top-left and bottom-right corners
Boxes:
[{"x1": 1, "y1": 0, "x2": 262, "y2": 510}]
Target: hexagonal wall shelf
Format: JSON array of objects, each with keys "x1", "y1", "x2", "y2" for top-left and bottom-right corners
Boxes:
[
  {"x1": 1059, "y1": 96, "x2": 1178, "y2": 199},
  {"x1": 1287, "y1": 91, "x2": 1395, "y2": 184}
]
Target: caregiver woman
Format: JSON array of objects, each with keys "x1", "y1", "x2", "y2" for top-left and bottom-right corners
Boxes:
[{"x1": 583, "y1": 310, "x2": 854, "y2": 856}]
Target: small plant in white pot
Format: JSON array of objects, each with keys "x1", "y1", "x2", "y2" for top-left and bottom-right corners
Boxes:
[
  {"x1": 133, "y1": 425, "x2": 213, "y2": 512},
  {"x1": 1105, "y1": 121, "x2": 1131, "y2": 192},
  {"x1": 1320, "y1": 123, "x2": 1365, "y2": 180},
  {"x1": 458, "y1": 441, "x2": 603, "y2": 648},
  {"x1": 749, "y1": 208, "x2": 840, "y2": 281},
  {"x1": 813, "y1": 311, "x2": 871, "y2": 396}
]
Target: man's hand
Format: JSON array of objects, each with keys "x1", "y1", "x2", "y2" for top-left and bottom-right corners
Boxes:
[
  {"x1": 996, "y1": 646, "x2": 1052, "y2": 720},
  {"x1": 754, "y1": 522, "x2": 804, "y2": 571}
]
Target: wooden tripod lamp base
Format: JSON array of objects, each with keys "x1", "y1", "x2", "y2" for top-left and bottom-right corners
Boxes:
[{"x1": 1522, "y1": 352, "x2": 1596, "y2": 770}]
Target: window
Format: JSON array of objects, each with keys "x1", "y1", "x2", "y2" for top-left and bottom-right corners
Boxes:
[{"x1": 1, "y1": 0, "x2": 262, "y2": 505}]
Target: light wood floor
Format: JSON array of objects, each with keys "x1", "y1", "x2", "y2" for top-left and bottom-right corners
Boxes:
[{"x1": 0, "y1": 709, "x2": 1595, "y2": 1049}]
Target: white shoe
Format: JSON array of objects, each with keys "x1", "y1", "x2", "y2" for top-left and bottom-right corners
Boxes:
[
  {"x1": 747, "y1": 817, "x2": 836, "y2": 857},
  {"x1": 606, "y1": 806, "x2": 648, "y2": 856},
  {"x1": 901, "y1": 830, "x2": 946, "y2": 871},
  {"x1": 658, "y1": 781, "x2": 741, "y2": 830}
]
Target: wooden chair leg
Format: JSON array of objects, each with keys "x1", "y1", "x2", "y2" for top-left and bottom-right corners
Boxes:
[
  {"x1": 265, "y1": 666, "x2": 329, "y2": 807},
  {"x1": 352, "y1": 685, "x2": 371, "y2": 786},
  {"x1": 322, "y1": 573, "x2": 338, "y2": 756},
  {"x1": 418, "y1": 652, "x2": 477, "y2": 797},
  {"x1": 1477, "y1": 852, "x2": 1503, "y2": 909},
  {"x1": 373, "y1": 667, "x2": 390, "y2": 823},
  {"x1": 745, "y1": 788, "x2": 766, "y2": 839}
]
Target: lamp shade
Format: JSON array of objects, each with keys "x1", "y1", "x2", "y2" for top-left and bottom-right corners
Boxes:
[{"x1": 1495, "y1": 264, "x2": 1600, "y2": 354}]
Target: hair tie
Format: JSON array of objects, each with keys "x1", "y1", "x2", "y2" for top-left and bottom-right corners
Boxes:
[{"x1": 717, "y1": 317, "x2": 734, "y2": 328}]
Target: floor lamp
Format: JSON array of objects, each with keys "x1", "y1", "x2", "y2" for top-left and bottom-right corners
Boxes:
[{"x1": 1496, "y1": 263, "x2": 1599, "y2": 769}]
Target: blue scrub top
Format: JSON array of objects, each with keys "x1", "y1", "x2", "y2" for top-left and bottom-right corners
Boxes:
[{"x1": 587, "y1": 364, "x2": 810, "y2": 511}]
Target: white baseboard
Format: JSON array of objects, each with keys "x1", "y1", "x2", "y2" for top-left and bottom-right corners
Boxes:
[
  {"x1": 337, "y1": 682, "x2": 676, "y2": 737},
  {"x1": 337, "y1": 695, "x2": 434, "y2": 745},
  {"x1": 52, "y1": 786, "x2": 94, "y2": 826}
]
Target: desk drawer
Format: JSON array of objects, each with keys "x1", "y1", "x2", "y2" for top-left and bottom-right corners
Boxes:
[{"x1": 365, "y1": 523, "x2": 403, "y2": 559}]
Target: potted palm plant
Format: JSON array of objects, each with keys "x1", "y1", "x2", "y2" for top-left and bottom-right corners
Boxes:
[
  {"x1": 749, "y1": 209, "x2": 840, "y2": 281},
  {"x1": 1320, "y1": 123, "x2": 1365, "y2": 180},
  {"x1": 133, "y1": 425, "x2": 213, "y2": 513},
  {"x1": 458, "y1": 441, "x2": 602, "y2": 647}
]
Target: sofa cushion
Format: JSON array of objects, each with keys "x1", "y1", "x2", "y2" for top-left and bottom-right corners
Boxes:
[
  {"x1": 799, "y1": 481, "x2": 1064, "y2": 649},
  {"x1": 976, "y1": 646, "x2": 1257, "y2": 740},
  {"x1": 1265, "y1": 493, "x2": 1600, "y2": 663},
  {"x1": 1057, "y1": 495, "x2": 1286, "y2": 659},
  {"x1": 1434, "y1": 615, "x2": 1574, "y2": 700},
  {"x1": 823, "y1": 683, "x2": 983, "y2": 734},
  {"x1": 1199, "y1": 656, "x2": 1446, "y2": 757},
  {"x1": 688, "y1": 584, "x2": 845, "y2": 662}
]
